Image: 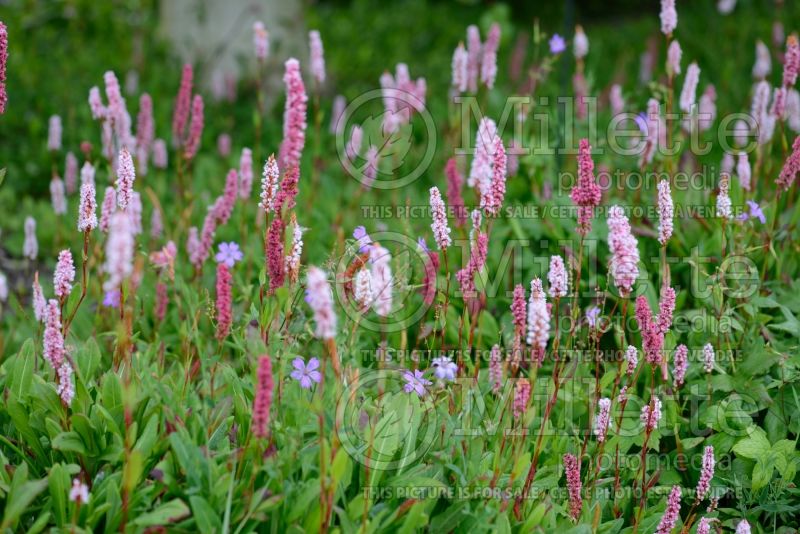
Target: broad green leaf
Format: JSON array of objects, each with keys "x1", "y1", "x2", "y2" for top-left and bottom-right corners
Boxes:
[
  {"x1": 47, "y1": 463, "x2": 70, "y2": 527},
  {"x1": 1, "y1": 464, "x2": 48, "y2": 530},
  {"x1": 131, "y1": 498, "x2": 190, "y2": 527},
  {"x1": 189, "y1": 495, "x2": 222, "y2": 534},
  {"x1": 52, "y1": 432, "x2": 87, "y2": 455},
  {"x1": 9, "y1": 340, "x2": 35, "y2": 399},
  {"x1": 732, "y1": 428, "x2": 771, "y2": 459}
]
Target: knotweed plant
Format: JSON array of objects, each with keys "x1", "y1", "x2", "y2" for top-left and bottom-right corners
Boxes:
[{"x1": 0, "y1": 3, "x2": 798, "y2": 533}]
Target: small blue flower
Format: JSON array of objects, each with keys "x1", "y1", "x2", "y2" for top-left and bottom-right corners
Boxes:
[
  {"x1": 745, "y1": 200, "x2": 766, "y2": 224},
  {"x1": 353, "y1": 226, "x2": 372, "y2": 253},
  {"x1": 417, "y1": 237, "x2": 430, "y2": 253},
  {"x1": 103, "y1": 290, "x2": 120, "y2": 308},
  {"x1": 291, "y1": 357, "x2": 322, "y2": 389},
  {"x1": 402, "y1": 369, "x2": 432, "y2": 397},
  {"x1": 549, "y1": 34, "x2": 567, "y2": 54},
  {"x1": 431, "y1": 356, "x2": 457, "y2": 381},
  {"x1": 215, "y1": 242, "x2": 244, "y2": 267},
  {"x1": 586, "y1": 306, "x2": 601, "y2": 328}
]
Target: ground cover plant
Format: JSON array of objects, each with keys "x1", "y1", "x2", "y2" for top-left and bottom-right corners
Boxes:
[{"x1": 1, "y1": 0, "x2": 800, "y2": 532}]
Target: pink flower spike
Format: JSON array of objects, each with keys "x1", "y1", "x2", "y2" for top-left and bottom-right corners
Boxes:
[
  {"x1": 679, "y1": 62, "x2": 700, "y2": 113},
  {"x1": 697, "y1": 518, "x2": 713, "y2": 534},
  {"x1": 99, "y1": 187, "x2": 116, "y2": 233},
  {"x1": 88, "y1": 86, "x2": 106, "y2": 120},
  {"x1": 0, "y1": 22, "x2": 7, "y2": 114},
  {"x1": 78, "y1": 181, "x2": 97, "y2": 232},
  {"x1": 266, "y1": 218, "x2": 285, "y2": 292},
  {"x1": 103, "y1": 211, "x2": 134, "y2": 292},
  {"x1": 213, "y1": 169, "x2": 238, "y2": 224},
  {"x1": 43, "y1": 299, "x2": 66, "y2": 370},
  {"x1": 238, "y1": 148, "x2": 254, "y2": 199},
  {"x1": 155, "y1": 282, "x2": 168, "y2": 321},
  {"x1": 259, "y1": 154, "x2": 280, "y2": 213},
  {"x1": 703, "y1": 343, "x2": 715, "y2": 373},
  {"x1": 330, "y1": 95, "x2": 346, "y2": 134},
  {"x1": 253, "y1": 21, "x2": 269, "y2": 61},
  {"x1": 183, "y1": 94, "x2": 204, "y2": 160},
  {"x1": 252, "y1": 355, "x2": 274, "y2": 438},
  {"x1": 172, "y1": 64, "x2": 193, "y2": 143},
  {"x1": 511, "y1": 284, "x2": 527, "y2": 334},
  {"x1": 640, "y1": 397, "x2": 662, "y2": 432},
  {"x1": 735, "y1": 520, "x2": 751, "y2": 534},
  {"x1": 54, "y1": 250, "x2": 76, "y2": 299},
  {"x1": 563, "y1": 453, "x2": 583, "y2": 520},
  {"x1": 217, "y1": 133, "x2": 231, "y2": 157},
  {"x1": 573, "y1": 25, "x2": 589, "y2": 59},
  {"x1": 513, "y1": 378, "x2": 531, "y2": 418},
  {"x1": 660, "y1": 0, "x2": 678, "y2": 36},
  {"x1": 429, "y1": 186, "x2": 452, "y2": 250},
  {"x1": 115, "y1": 148, "x2": 135, "y2": 211},
  {"x1": 657, "y1": 285, "x2": 676, "y2": 335},
  {"x1": 783, "y1": 35, "x2": 800, "y2": 88},
  {"x1": 655, "y1": 485, "x2": 682, "y2": 534},
  {"x1": 215, "y1": 262, "x2": 233, "y2": 340},
  {"x1": 717, "y1": 172, "x2": 733, "y2": 219},
  {"x1": 48, "y1": 115, "x2": 62, "y2": 151},
  {"x1": 51, "y1": 177, "x2": 67, "y2": 215},
  {"x1": 696, "y1": 445, "x2": 715, "y2": 501},
  {"x1": 306, "y1": 267, "x2": 337, "y2": 340},
  {"x1": 153, "y1": 139, "x2": 168, "y2": 169},
  {"x1": 607, "y1": 205, "x2": 640, "y2": 295},
  {"x1": 753, "y1": 40, "x2": 771, "y2": 79},
  {"x1": 548, "y1": 255, "x2": 568, "y2": 298},
  {"x1": 667, "y1": 40, "x2": 682, "y2": 76},
  {"x1": 657, "y1": 179, "x2": 674, "y2": 245},
  {"x1": 308, "y1": 30, "x2": 326, "y2": 86},
  {"x1": 777, "y1": 136, "x2": 800, "y2": 192},
  {"x1": 625, "y1": 345, "x2": 638, "y2": 375},
  {"x1": 362, "y1": 145, "x2": 380, "y2": 189},
  {"x1": 278, "y1": 58, "x2": 308, "y2": 172},
  {"x1": 369, "y1": 244, "x2": 393, "y2": 317},
  {"x1": 23, "y1": 216, "x2": 37, "y2": 260},
  {"x1": 571, "y1": 139, "x2": 601, "y2": 236},
  {"x1": 135, "y1": 93, "x2": 154, "y2": 174},
  {"x1": 69, "y1": 478, "x2": 89, "y2": 504},
  {"x1": 445, "y1": 158, "x2": 467, "y2": 227},
  {"x1": 346, "y1": 125, "x2": 363, "y2": 161},
  {"x1": 489, "y1": 345, "x2": 503, "y2": 393},
  {"x1": 32, "y1": 273, "x2": 47, "y2": 322},
  {"x1": 486, "y1": 137, "x2": 507, "y2": 215},
  {"x1": 594, "y1": 397, "x2": 612, "y2": 442},
  {"x1": 451, "y1": 42, "x2": 468, "y2": 93},
  {"x1": 526, "y1": 278, "x2": 550, "y2": 363},
  {"x1": 480, "y1": 23, "x2": 500, "y2": 89},
  {"x1": 80, "y1": 161, "x2": 95, "y2": 187},
  {"x1": 673, "y1": 344, "x2": 688, "y2": 387},
  {"x1": 274, "y1": 165, "x2": 300, "y2": 212},
  {"x1": 65, "y1": 152, "x2": 78, "y2": 194},
  {"x1": 466, "y1": 25, "x2": 481, "y2": 93}
]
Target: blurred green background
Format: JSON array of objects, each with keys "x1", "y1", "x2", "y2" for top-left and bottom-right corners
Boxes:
[{"x1": 0, "y1": 0, "x2": 798, "y2": 203}]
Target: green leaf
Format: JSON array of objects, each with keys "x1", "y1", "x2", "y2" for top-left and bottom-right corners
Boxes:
[
  {"x1": 9, "y1": 340, "x2": 35, "y2": 399},
  {"x1": 131, "y1": 498, "x2": 190, "y2": 527},
  {"x1": 1, "y1": 464, "x2": 48, "y2": 530},
  {"x1": 732, "y1": 428, "x2": 771, "y2": 460},
  {"x1": 6, "y1": 395, "x2": 47, "y2": 460},
  {"x1": 752, "y1": 455, "x2": 775, "y2": 491},
  {"x1": 52, "y1": 432, "x2": 87, "y2": 455},
  {"x1": 47, "y1": 463, "x2": 70, "y2": 527},
  {"x1": 189, "y1": 496, "x2": 222, "y2": 534}
]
